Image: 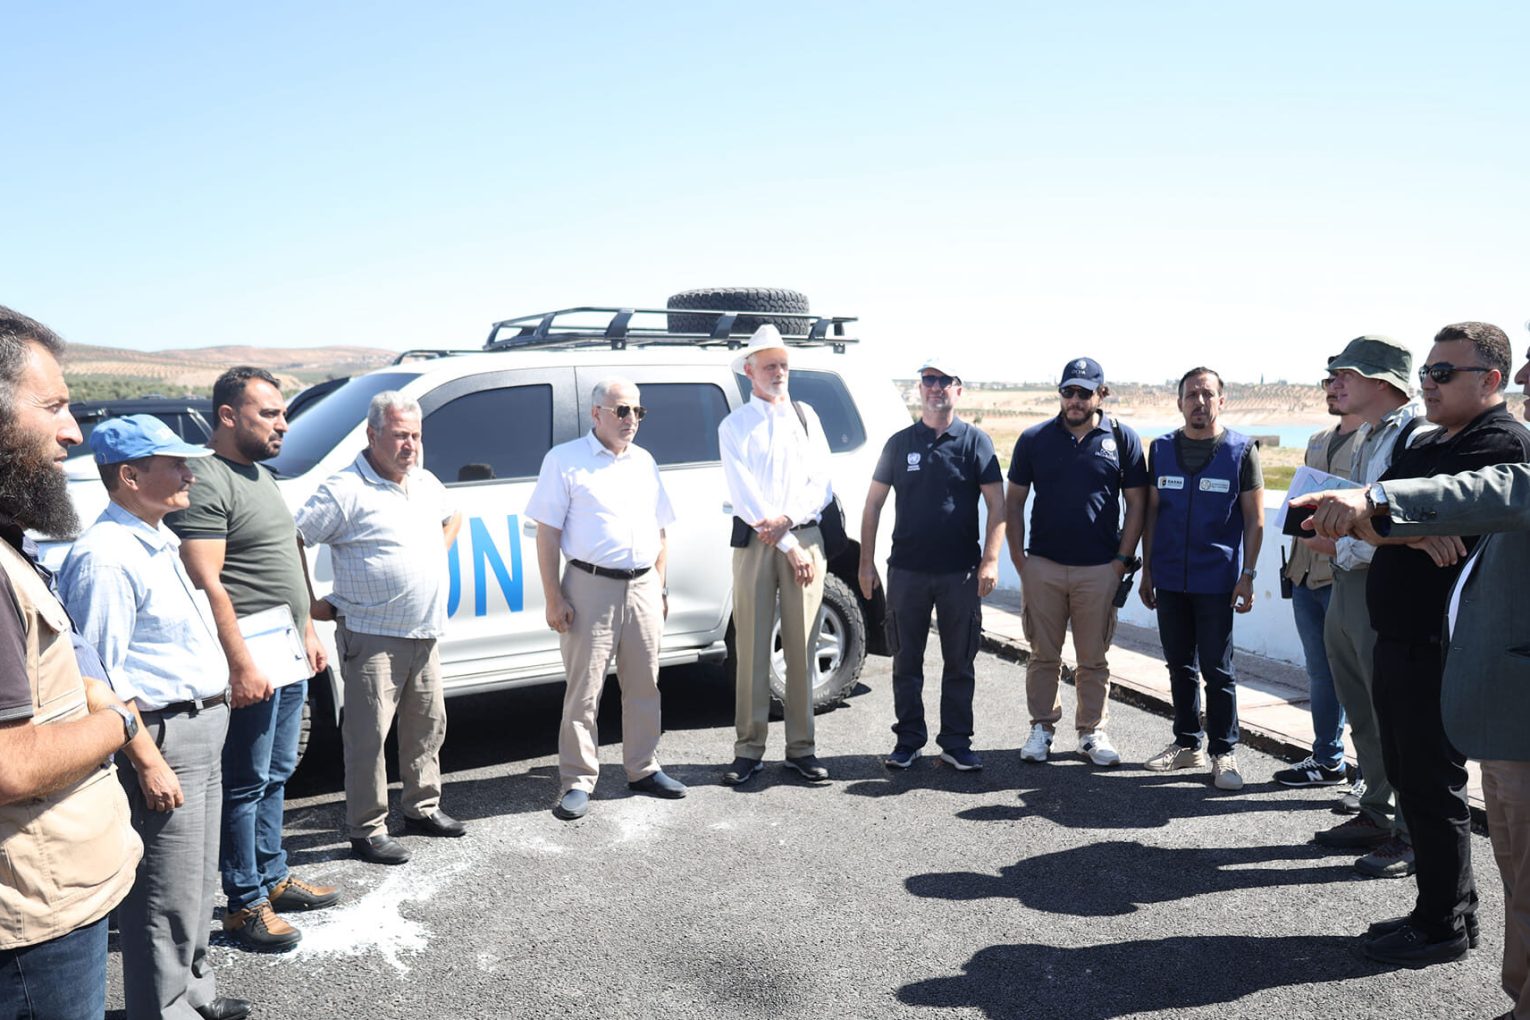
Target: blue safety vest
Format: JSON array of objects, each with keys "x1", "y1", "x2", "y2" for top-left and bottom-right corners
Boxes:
[{"x1": 1150, "y1": 430, "x2": 1249, "y2": 594}]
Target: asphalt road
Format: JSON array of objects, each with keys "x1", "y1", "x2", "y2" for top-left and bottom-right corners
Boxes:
[{"x1": 108, "y1": 648, "x2": 1512, "y2": 1020}]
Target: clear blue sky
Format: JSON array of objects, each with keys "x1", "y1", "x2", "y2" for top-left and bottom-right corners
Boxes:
[{"x1": 3, "y1": 1, "x2": 1527, "y2": 385}]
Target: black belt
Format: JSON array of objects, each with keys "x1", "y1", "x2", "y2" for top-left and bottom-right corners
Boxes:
[
  {"x1": 142, "y1": 690, "x2": 230, "y2": 717},
  {"x1": 569, "y1": 559, "x2": 651, "y2": 581},
  {"x1": 790, "y1": 519, "x2": 820, "y2": 532}
]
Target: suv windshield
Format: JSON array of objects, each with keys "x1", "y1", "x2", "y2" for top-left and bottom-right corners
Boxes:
[{"x1": 267, "y1": 372, "x2": 419, "y2": 477}]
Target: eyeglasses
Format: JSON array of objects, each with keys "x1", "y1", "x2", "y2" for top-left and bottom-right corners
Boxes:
[
  {"x1": 1418, "y1": 362, "x2": 1493, "y2": 385},
  {"x1": 598, "y1": 404, "x2": 647, "y2": 420},
  {"x1": 1058, "y1": 386, "x2": 1095, "y2": 400},
  {"x1": 920, "y1": 374, "x2": 957, "y2": 389}
]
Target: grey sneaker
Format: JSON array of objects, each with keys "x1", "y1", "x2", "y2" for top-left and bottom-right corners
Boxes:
[
  {"x1": 1211, "y1": 753, "x2": 1244, "y2": 791},
  {"x1": 1143, "y1": 742, "x2": 1206, "y2": 772},
  {"x1": 1355, "y1": 836, "x2": 1416, "y2": 879}
]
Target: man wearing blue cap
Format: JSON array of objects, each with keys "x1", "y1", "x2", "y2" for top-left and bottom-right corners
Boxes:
[
  {"x1": 1006, "y1": 357, "x2": 1148, "y2": 767},
  {"x1": 60, "y1": 415, "x2": 252, "y2": 1020}
]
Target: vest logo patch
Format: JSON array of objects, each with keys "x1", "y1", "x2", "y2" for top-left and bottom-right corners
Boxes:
[
  {"x1": 1199, "y1": 477, "x2": 1232, "y2": 493},
  {"x1": 907, "y1": 452, "x2": 921, "y2": 472},
  {"x1": 1158, "y1": 475, "x2": 1185, "y2": 490}
]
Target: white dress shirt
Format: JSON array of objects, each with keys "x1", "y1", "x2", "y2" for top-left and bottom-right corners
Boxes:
[
  {"x1": 718, "y1": 393, "x2": 834, "y2": 553},
  {"x1": 525, "y1": 431, "x2": 676, "y2": 570}
]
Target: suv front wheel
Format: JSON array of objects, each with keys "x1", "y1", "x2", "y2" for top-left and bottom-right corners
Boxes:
[{"x1": 765, "y1": 574, "x2": 866, "y2": 711}]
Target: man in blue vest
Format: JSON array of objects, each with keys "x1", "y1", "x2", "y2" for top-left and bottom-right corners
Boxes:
[{"x1": 1139, "y1": 367, "x2": 1265, "y2": 791}]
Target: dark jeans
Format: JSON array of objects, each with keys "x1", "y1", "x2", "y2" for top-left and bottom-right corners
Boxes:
[
  {"x1": 221, "y1": 679, "x2": 307, "y2": 912},
  {"x1": 1292, "y1": 583, "x2": 1346, "y2": 768},
  {"x1": 0, "y1": 916, "x2": 107, "y2": 1020},
  {"x1": 885, "y1": 566, "x2": 980, "y2": 753},
  {"x1": 1155, "y1": 590, "x2": 1238, "y2": 756},
  {"x1": 1372, "y1": 636, "x2": 1477, "y2": 940}
]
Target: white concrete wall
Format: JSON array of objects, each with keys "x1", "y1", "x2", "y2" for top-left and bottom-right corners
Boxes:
[{"x1": 990, "y1": 490, "x2": 1304, "y2": 667}]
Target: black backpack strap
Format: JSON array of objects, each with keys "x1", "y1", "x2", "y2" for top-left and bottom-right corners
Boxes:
[{"x1": 790, "y1": 399, "x2": 809, "y2": 437}]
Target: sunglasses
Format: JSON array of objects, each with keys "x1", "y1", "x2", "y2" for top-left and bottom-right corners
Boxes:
[
  {"x1": 599, "y1": 404, "x2": 647, "y2": 420},
  {"x1": 1058, "y1": 386, "x2": 1095, "y2": 400},
  {"x1": 1418, "y1": 362, "x2": 1492, "y2": 385},
  {"x1": 920, "y1": 374, "x2": 957, "y2": 389}
]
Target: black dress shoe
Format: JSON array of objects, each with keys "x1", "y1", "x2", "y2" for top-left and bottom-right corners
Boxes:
[
  {"x1": 784, "y1": 755, "x2": 830, "y2": 782},
  {"x1": 404, "y1": 810, "x2": 467, "y2": 837},
  {"x1": 1367, "y1": 911, "x2": 1479, "y2": 948},
  {"x1": 1361, "y1": 922, "x2": 1469, "y2": 968},
  {"x1": 629, "y1": 771, "x2": 687, "y2": 799},
  {"x1": 197, "y1": 997, "x2": 253, "y2": 1020},
  {"x1": 722, "y1": 757, "x2": 763, "y2": 786},
  {"x1": 351, "y1": 835, "x2": 411, "y2": 865}
]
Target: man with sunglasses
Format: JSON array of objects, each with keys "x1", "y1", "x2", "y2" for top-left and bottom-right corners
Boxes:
[
  {"x1": 1304, "y1": 335, "x2": 1427, "y2": 875},
  {"x1": 528, "y1": 377, "x2": 685, "y2": 820},
  {"x1": 1345, "y1": 322, "x2": 1529, "y2": 967},
  {"x1": 859, "y1": 358, "x2": 1004, "y2": 771},
  {"x1": 1006, "y1": 357, "x2": 1147, "y2": 767}
]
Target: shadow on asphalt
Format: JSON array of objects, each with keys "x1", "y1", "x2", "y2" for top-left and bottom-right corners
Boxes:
[
  {"x1": 898, "y1": 935, "x2": 1389, "y2": 1018},
  {"x1": 906, "y1": 840, "x2": 1359, "y2": 916}
]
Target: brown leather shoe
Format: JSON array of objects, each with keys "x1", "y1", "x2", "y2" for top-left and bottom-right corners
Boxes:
[
  {"x1": 223, "y1": 900, "x2": 301, "y2": 951},
  {"x1": 270, "y1": 873, "x2": 341, "y2": 912}
]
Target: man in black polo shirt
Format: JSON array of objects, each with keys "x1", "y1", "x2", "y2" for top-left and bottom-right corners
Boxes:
[
  {"x1": 1005, "y1": 357, "x2": 1148, "y2": 767},
  {"x1": 859, "y1": 357, "x2": 1004, "y2": 771},
  {"x1": 1357, "y1": 321, "x2": 1530, "y2": 968}
]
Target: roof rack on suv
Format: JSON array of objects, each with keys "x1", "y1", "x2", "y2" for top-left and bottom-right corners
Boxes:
[{"x1": 484, "y1": 306, "x2": 860, "y2": 354}]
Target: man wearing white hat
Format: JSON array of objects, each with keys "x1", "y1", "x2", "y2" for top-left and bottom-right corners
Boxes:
[
  {"x1": 859, "y1": 358, "x2": 1004, "y2": 771},
  {"x1": 59, "y1": 415, "x2": 251, "y2": 1020},
  {"x1": 718, "y1": 324, "x2": 835, "y2": 784}
]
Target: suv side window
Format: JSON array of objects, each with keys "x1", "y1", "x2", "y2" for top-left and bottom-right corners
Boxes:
[
  {"x1": 734, "y1": 370, "x2": 867, "y2": 453},
  {"x1": 629, "y1": 382, "x2": 731, "y2": 466},
  {"x1": 427, "y1": 384, "x2": 554, "y2": 484}
]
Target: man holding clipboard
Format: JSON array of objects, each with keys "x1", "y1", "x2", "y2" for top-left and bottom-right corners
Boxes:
[{"x1": 169, "y1": 367, "x2": 339, "y2": 951}]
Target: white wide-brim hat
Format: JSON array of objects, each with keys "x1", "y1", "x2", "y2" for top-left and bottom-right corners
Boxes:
[{"x1": 730, "y1": 324, "x2": 790, "y2": 376}]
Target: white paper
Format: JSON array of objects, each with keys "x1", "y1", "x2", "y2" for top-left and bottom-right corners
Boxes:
[
  {"x1": 237, "y1": 605, "x2": 312, "y2": 688},
  {"x1": 1276, "y1": 465, "x2": 1364, "y2": 529}
]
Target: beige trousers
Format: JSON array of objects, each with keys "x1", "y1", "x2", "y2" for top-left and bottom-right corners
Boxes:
[
  {"x1": 337, "y1": 622, "x2": 445, "y2": 839},
  {"x1": 732, "y1": 527, "x2": 826, "y2": 759},
  {"x1": 1020, "y1": 554, "x2": 1118, "y2": 734},
  {"x1": 1482, "y1": 760, "x2": 1530, "y2": 1020},
  {"x1": 558, "y1": 566, "x2": 664, "y2": 794}
]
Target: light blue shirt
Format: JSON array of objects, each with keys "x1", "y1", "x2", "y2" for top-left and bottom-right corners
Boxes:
[{"x1": 58, "y1": 501, "x2": 228, "y2": 709}]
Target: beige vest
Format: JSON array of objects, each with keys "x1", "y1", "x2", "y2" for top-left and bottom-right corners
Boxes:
[
  {"x1": 1283, "y1": 425, "x2": 1361, "y2": 590},
  {"x1": 0, "y1": 540, "x2": 141, "y2": 950}
]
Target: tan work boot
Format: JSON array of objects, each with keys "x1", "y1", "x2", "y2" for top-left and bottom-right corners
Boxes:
[{"x1": 223, "y1": 899, "x2": 301, "y2": 951}]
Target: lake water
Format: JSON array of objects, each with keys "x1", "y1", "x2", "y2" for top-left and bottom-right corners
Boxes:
[{"x1": 1131, "y1": 422, "x2": 1324, "y2": 449}]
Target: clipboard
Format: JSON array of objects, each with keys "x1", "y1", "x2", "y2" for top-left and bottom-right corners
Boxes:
[{"x1": 237, "y1": 605, "x2": 312, "y2": 688}]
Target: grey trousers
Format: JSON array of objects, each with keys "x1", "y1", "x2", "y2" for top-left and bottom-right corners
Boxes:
[
  {"x1": 337, "y1": 623, "x2": 446, "y2": 839},
  {"x1": 1324, "y1": 567, "x2": 1403, "y2": 833},
  {"x1": 117, "y1": 702, "x2": 229, "y2": 1020}
]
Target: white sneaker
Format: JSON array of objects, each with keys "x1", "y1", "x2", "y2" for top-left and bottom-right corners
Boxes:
[
  {"x1": 1143, "y1": 741, "x2": 1207, "y2": 772},
  {"x1": 1079, "y1": 730, "x2": 1121, "y2": 767},
  {"x1": 1020, "y1": 724, "x2": 1053, "y2": 763},
  {"x1": 1212, "y1": 753, "x2": 1244, "y2": 791}
]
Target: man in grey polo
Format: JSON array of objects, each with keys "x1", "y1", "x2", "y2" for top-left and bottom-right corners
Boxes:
[
  {"x1": 60, "y1": 415, "x2": 250, "y2": 1020},
  {"x1": 296, "y1": 392, "x2": 465, "y2": 865}
]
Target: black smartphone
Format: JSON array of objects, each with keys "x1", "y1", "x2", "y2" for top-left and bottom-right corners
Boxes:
[{"x1": 1282, "y1": 504, "x2": 1316, "y2": 537}]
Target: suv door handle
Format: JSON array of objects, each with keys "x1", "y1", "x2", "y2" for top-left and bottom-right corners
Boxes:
[
  {"x1": 522, "y1": 520, "x2": 538, "y2": 536},
  {"x1": 722, "y1": 502, "x2": 733, "y2": 514}
]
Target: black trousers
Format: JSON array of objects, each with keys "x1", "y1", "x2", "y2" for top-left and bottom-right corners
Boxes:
[
  {"x1": 885, "y1": 566, "x2": 980, "y2": 753},
  {"x1": 1371, "y1": 635, "x2": 1477, "y2": 939}
]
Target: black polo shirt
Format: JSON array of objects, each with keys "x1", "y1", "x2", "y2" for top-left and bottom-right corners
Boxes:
[
  {"x1": 873, "y1": 418, "x2": 1002, "y2": 573},
  {"x1": 1367, "y1": 404, "x2": 1530, "y2": 641},
  {"x1": 1009, "y1": 413, "x2": 1149, "y2": 566}
]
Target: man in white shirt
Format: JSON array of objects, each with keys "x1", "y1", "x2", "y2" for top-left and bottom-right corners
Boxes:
[
  {"x1": 295, "y1": 392, "x2": 465, "y2": 865},
  {"x1": 60, "y1": 414, "x2": 251, "y2": 1019},
  {"x1": 718, "y1": 325, "x2": 835, "y2": 785},
  {"x1": 527, "y1": 377, "x2": 685, "y2": 821}
]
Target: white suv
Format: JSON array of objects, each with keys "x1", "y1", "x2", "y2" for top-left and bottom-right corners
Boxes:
[{"x1": 51, "y1": 296, "x2": 908, "y2": 750}]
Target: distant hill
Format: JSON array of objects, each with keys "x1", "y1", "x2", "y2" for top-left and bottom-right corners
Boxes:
[{"x1": 63, "y1": 343, "x2": 399, "y2": 400}]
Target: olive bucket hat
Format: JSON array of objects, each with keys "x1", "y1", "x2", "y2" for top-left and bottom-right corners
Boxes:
[{"x1": 1328, "y1": 335, "x2": 1413, "y2": 396}]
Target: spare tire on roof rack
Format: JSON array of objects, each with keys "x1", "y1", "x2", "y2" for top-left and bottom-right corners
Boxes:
[{"x1": 665, "y1": 287, "x2": 810, "y2": 337}]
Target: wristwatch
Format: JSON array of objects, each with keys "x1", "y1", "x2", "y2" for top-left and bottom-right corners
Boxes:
[
  {"x1": 106, "y1": 703, "x2": 138, "y2": 747},
  {"x1": 1240, "y1": 568, "x2": 1258, "y2": 580},
  {"x1": 1366, "y1": 481, "x2": 1389, "y2": 515}
]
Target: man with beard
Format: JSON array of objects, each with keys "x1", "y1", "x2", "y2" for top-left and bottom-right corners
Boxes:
[
  {"x1": 859, "y1": 357, "x2": 1005, "y2": 772},
  {"x1": 1139, "y1": 367, "x2": 1264, "y2": 791},
  {"x1": 1273, "y1": 366, "x2": 1362, "y2": 792},
  {"x1": 167, "y1": 367, "x2": 338, "y2": 950},
  {"x1": 0, "y1": 306, "x2": 142, "y2": 1020},
  {"x1": 296, "y1": 392, "x2": 466, "y2": 859},
  {"x1": 1005, "y1": 357, "x2": 1147, "y2": 767},
  {"x1": 60, "y1": 415, "x2": 251, "y2": 1020}
]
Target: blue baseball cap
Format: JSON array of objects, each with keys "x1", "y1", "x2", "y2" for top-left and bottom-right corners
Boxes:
[
  {"x1": 1059, "y1": 357, "x2": 1105, "y2": 391},
  {"x1": 90, "y1": 414, "x2": 214, "y2": 465}
]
